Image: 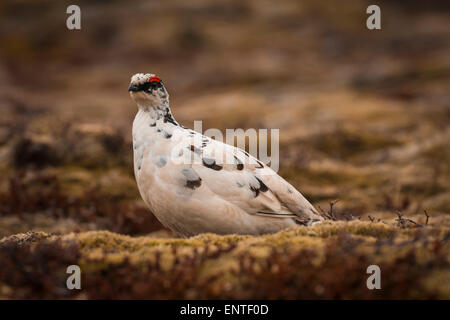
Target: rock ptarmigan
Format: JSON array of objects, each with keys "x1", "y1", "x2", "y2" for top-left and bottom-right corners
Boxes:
[{"x1": 128, "y1": 73, "x2": 323, "y2": 237}]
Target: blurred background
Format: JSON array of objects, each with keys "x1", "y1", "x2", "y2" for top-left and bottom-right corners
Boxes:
[
  {"x1": 0, "y1": 0, "x2": 450, "y2": 300},
  {"x1": 0, "y1": 0, "x2": 449, "y2": 237}
]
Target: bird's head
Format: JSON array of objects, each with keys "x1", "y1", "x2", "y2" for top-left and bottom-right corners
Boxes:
[{"x1": 128, "y1": 73, "x2": 169, "y2": 108}]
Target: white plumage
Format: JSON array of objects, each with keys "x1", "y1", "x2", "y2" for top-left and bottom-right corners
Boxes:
[{"x1": 129, "y1": 73, "x2": 323, "y2": 237}]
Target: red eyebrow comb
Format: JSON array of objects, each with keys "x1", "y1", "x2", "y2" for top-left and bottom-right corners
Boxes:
[{"x1": 149, "y1": 76, "x2": 161, "y2": 82}]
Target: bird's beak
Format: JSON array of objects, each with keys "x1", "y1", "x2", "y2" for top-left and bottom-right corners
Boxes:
[{"x1": 128, "y1": 84, "x2": 140, "y2": 92}]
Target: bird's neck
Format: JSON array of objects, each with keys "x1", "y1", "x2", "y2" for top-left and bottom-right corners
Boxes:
[{"x1": 136, "y1": 101, "x2": 180, "y2": 127}]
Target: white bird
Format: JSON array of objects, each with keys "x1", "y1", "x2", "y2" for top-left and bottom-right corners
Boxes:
[{"x1": 128, "y1": 73, "x2": 323, "y2": 237}]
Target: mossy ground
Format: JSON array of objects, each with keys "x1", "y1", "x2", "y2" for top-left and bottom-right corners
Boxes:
[
  {"x1": 0, "y1": 0, "x2": 449, "y2": 299},
  {"x1": 1, "y1": 219, "x2": 448, "y2": 299}
]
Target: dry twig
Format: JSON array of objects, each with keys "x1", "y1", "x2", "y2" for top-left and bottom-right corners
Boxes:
[
  {"x1": 395, "y1": 211, "x2": 423, "y2": 229},
  {"x1": 424, "y1": 210, "x2": 430, "y2": 225}
]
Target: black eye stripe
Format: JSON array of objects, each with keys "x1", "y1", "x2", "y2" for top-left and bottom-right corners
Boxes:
[{"x1": 136, "y1": 81, "x2": 163, "y2": 92}]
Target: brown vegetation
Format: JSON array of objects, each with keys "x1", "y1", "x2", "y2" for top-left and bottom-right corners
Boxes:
[{"x1": 0, "y1": 0, "x2": 449, "y2": 299}]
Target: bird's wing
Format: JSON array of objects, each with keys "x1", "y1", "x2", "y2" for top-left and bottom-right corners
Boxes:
[{"x1": 180, "y1": 133, "x2": 322, "y2": 224}]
